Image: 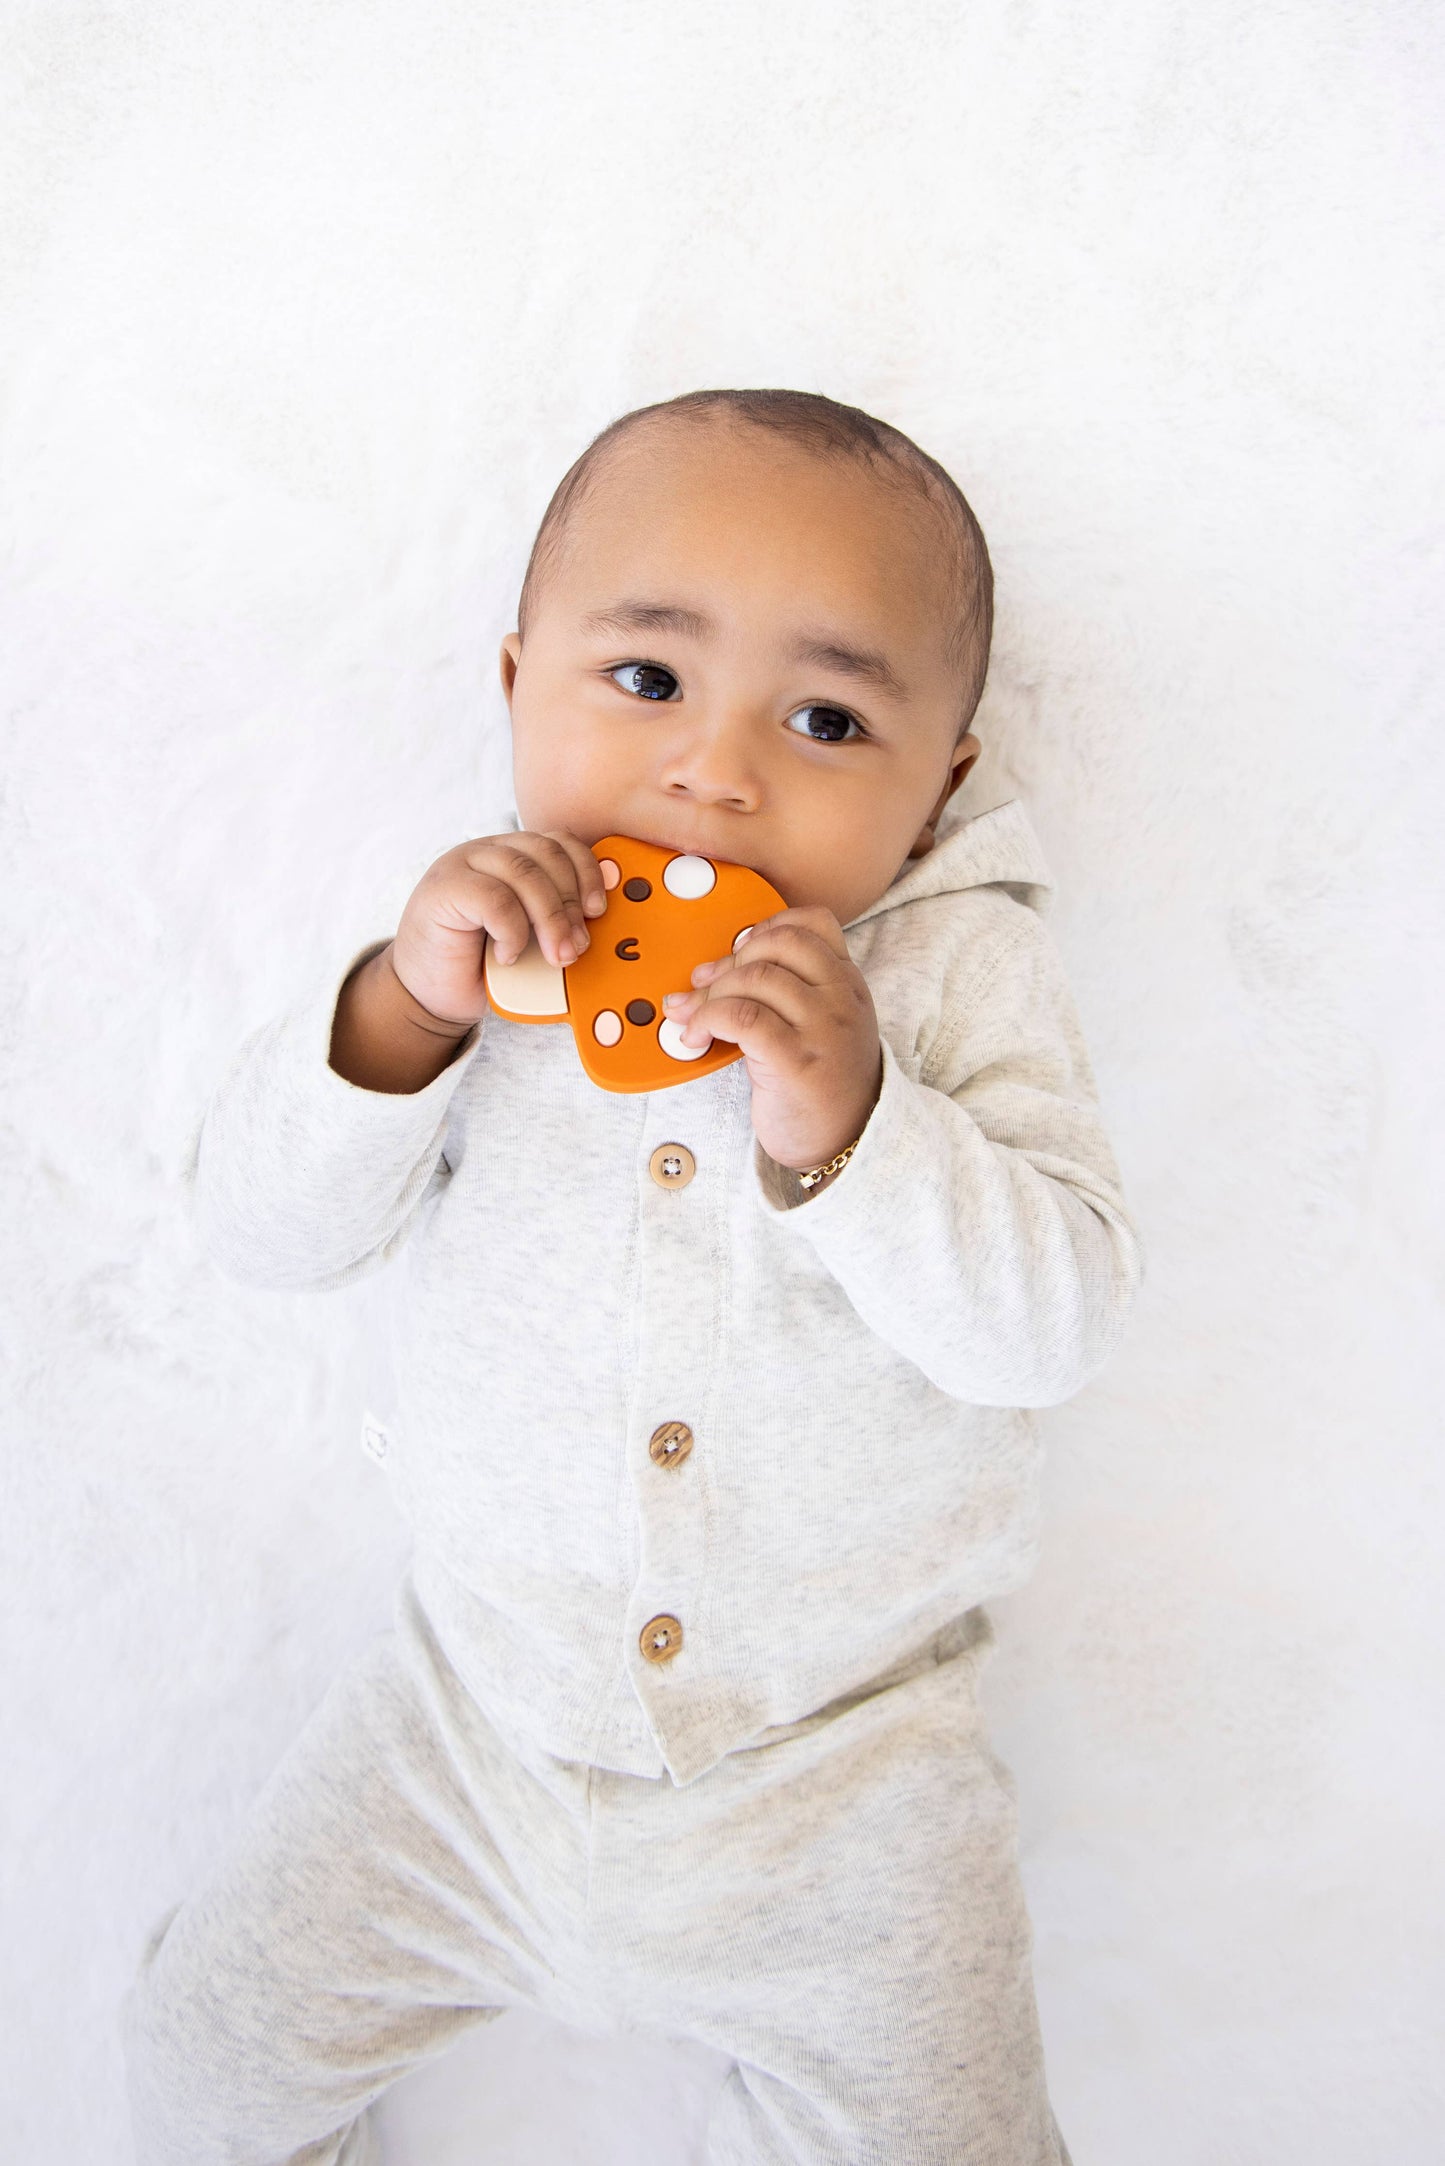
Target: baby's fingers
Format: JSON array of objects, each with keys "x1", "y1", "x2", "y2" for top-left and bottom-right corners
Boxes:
[
  {"x1": 540, "y1": 830, "x2": 610, "y2": 922},
  {"x1": 667, "y1": 985, "x2": 798, "y2": 1061},
  {"x1": 668, "y1": 954, "x2": 815, "y2": 1034},
  {"x1": 462, "y1": 837, "x2": 591, "y2": 967}
]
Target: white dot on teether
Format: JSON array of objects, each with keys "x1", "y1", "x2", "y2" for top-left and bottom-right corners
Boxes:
[
  {"x1": 662, "y1": 854, "x2": 717, "y2": 900},
  {"x1": 658, "y1": 1016, "x2": 710, "y2": 1062},
  {"x1": 598, "y1": 858, "x2": 620, "y2": 889},
  {"x1": 592, "y1": 1009, "x2": 623, "y2": 1046},
  {"x1": 732, "y1": 924, "x2": 754, "y2": 952}
]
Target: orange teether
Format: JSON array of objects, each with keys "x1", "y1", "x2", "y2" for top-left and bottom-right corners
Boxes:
[{"x1": 483, "y1": 836, "x2": 786, "y2": 1092}]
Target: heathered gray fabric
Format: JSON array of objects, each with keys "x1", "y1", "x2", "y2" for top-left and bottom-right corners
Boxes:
[
  {"x1": 188, "y1": 796, "x2": 1143, "y2": 1790},
  {"x1": 123, "y1": 1574, "x2": 1074, "y2": 2166},
  {"x1": 123, "y1": 793, "x2": 1136, "y2": 2161}
]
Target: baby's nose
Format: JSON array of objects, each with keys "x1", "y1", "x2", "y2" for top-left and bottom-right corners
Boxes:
[{"x1": 656, "y1": 714, "x2": 763, "y2": 812}]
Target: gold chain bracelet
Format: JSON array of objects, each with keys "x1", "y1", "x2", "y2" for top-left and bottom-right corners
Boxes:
[{"x1": 797, "y1": 1136, "x2": 862, "y2": 1191}]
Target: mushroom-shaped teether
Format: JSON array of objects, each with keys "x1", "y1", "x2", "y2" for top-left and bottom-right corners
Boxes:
[{"x1": 484, "y1": 835, "x2": 786, "y2": 1093}]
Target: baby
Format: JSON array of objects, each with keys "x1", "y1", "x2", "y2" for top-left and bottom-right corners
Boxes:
[{"x1": 123, "y1": 389, "x2": 1143, "y2": 2165}]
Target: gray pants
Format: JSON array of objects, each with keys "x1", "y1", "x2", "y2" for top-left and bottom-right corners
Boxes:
[{"x1": 122, "y1": 1577, "x2": 1073, "y2": 2165}]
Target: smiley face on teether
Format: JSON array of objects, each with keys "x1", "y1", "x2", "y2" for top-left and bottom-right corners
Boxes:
[{"x1": 483, "y1": 836, "x2": 786, "y2": 1092}]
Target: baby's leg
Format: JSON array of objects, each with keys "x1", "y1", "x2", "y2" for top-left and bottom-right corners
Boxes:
[
  {"x1": 122, "y1": 1582, "x2": 590, "y2": 2166},
  {"x1": 595, "y1": 1618, "x2": 1072, "y2": 2166}
]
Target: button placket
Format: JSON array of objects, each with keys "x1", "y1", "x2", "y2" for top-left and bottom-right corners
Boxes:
[{"x1": 627, "y1": 1099, "x2": 723, "y2": 1703}]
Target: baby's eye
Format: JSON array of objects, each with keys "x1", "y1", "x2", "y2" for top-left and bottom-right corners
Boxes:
[
  {"x1": 610, "y1": 663, "x2": 681, "y2": 702},
  {"x1": 785, "y1": 704, "x2": 863, "y2": 744}
]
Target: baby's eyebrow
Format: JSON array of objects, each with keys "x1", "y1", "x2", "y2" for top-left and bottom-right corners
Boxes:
[
  {"x1": 583, "y1": 601, "x2": 713, "y2": 641},
  {"x1": 582, "y1": 601, "x2": 910, "y2": 701},
  {"x1": 787, "y1": 634, "x2": 908, "y2": 700}
]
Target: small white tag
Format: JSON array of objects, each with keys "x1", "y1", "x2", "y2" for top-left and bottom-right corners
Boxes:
[{"x1": 360, "y1": 1414, "x2": 391, "y2": 1464}]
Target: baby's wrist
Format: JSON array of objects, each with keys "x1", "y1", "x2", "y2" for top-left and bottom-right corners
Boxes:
[
  {"x1": 785, "y1": 1053, "x2": 882, "y2": 1187},
  {"x1": 329, "y1": 945, "x2": 476, "y2": 1094},
  {"x1": 796, "y1": 1135, "x2": 863, "y2": 1192},
  {"x1": 379, "y1": 944, "x2": 477, "y2": 1042}
]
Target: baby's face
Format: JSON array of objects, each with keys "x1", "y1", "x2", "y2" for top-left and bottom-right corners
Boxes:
[{"x1": 501, "y1": 423, "x2": 980, "y2": 927}]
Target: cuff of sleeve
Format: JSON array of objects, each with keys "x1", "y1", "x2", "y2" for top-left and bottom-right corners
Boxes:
[
  {"x1": 752, "y1": 1035, "x2": 921, "y2": 1224},
  {"x1": 275, "y1": 938, "x2": 485, "y2": 1133}
]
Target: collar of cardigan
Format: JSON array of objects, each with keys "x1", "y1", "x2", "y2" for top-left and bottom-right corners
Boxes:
[{"x1": 844, "y1": 796, "x2": 1054, "y2": 932}]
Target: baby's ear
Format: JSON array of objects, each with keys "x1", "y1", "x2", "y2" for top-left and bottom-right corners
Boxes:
[
  {"x1": 950, "y1": 731, "x2": 982, "y2": 790},
  {"x1": 908, "y1": 732, "x2": 981, "y2": 857},
  {"x1": 499, "y1": 633, "x2": 522, "y2": 707}
]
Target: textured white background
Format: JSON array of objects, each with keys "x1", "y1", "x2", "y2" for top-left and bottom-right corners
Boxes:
[{"x1": 2, "y1": 2, "x2": 1442, "y2": 2160}]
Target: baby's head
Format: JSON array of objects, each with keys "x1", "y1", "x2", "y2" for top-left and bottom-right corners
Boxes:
[{"x1": 501, "y1": 389, "x2": 992, "y2": 927}]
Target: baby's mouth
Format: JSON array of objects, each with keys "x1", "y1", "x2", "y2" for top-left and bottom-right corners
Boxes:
[{"x1": 629, "y1": 825, "x2": 770, "y2": 885}]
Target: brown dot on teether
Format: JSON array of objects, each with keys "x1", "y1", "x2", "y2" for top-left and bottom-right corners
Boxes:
[
  {"x1": 623, "y1": 877, "x2": 652, "y2": 901},
  {"x1": 625, "y1": 999, "x2": 656, "y2": 1026}
]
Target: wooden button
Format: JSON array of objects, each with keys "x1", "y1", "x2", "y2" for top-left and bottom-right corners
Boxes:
[
  {"x1": 648, "y1": 1421, "x2": 694, "y2": 1469},
  {"x1": 640, "y1": 1614, "x2": 683, "y2": 1662},
  {"x1": 649, "y1": 1143, "x2": 695, "y2": 1190}
]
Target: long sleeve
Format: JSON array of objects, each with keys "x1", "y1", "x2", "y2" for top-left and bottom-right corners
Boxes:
[
  {"x1": 752, "y1": 907, "x2": 1144, "y2": 1408},
  {"x1": 188, "y1": 941, "x2": 484, "y2": 1292}
]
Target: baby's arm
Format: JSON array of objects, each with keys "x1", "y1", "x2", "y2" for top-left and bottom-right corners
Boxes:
[
  {"x1": 752, "y1": 904, "x2": 1144, "y2": 1408},
  {"x1": 190, "y1": 831, "x2": 605, "y2": 1290}
]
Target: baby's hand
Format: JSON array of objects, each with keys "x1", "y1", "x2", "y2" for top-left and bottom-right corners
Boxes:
[
  {"x1": 661, "y1": 908, "x2": 882, "y2": 1174},
  {"x1": 391, "y1": 830, "x2": 609, "y2": 1027}
]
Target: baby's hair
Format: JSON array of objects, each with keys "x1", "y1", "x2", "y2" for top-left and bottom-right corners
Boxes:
[{"x1": 517, "y1": 388, "x2": 994, "y2": 735}]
